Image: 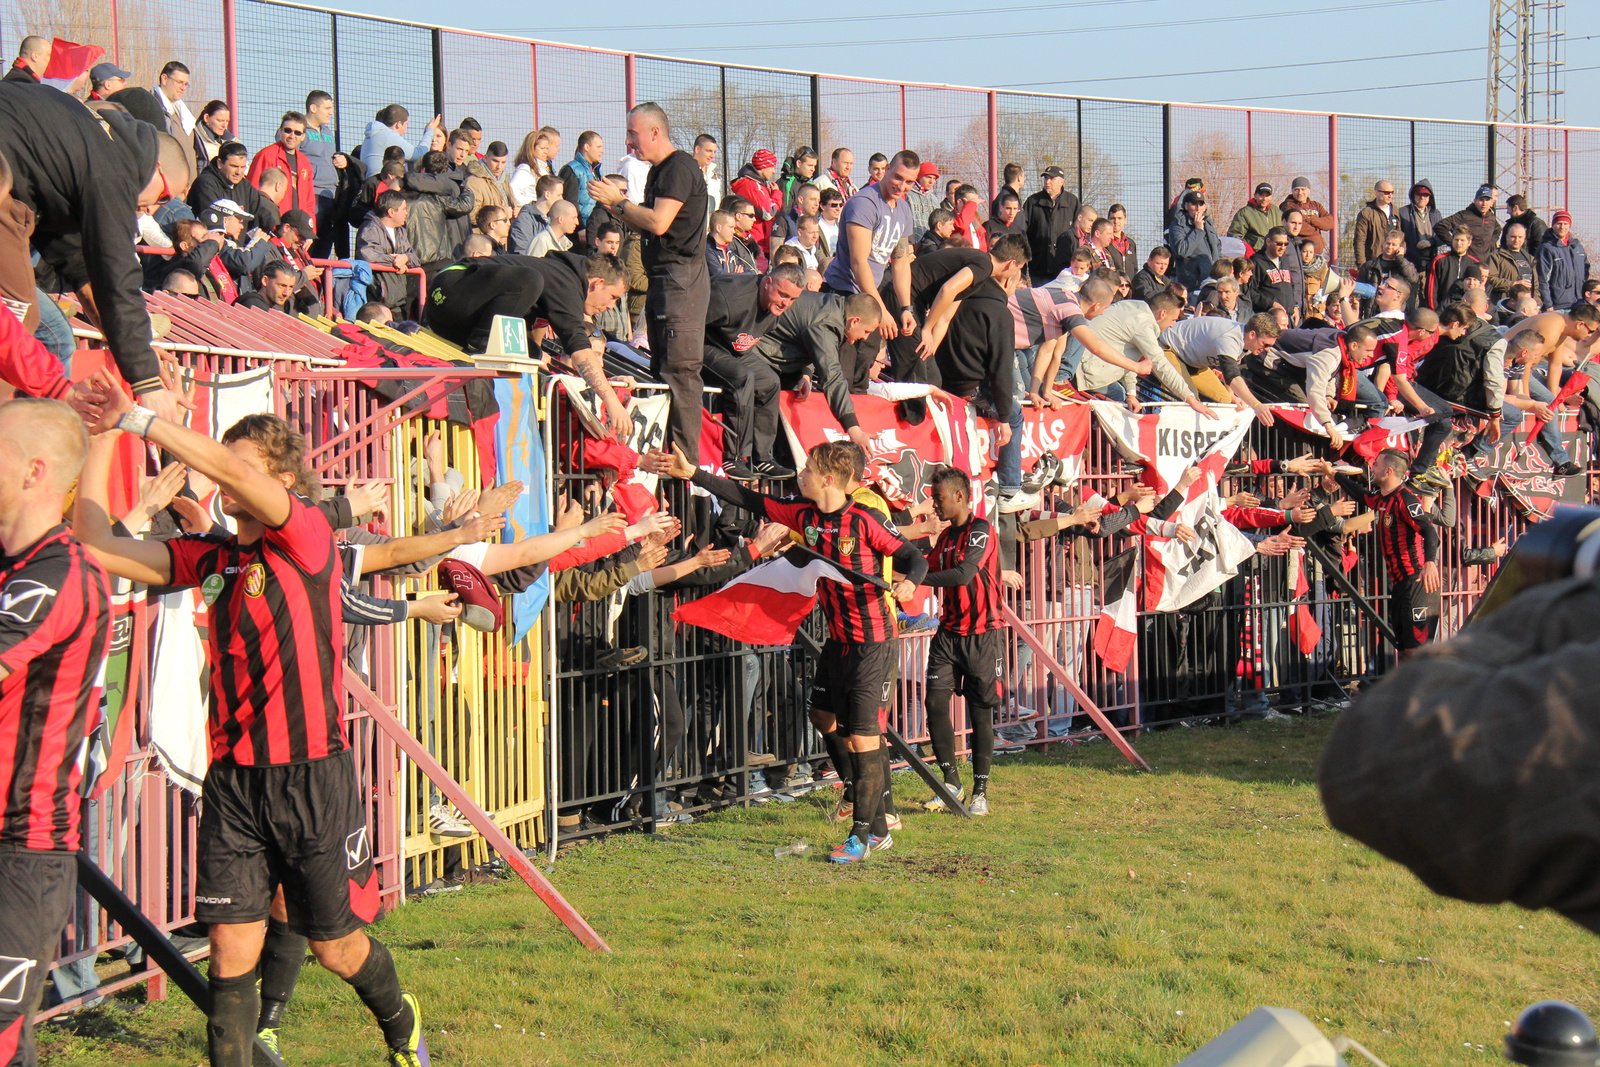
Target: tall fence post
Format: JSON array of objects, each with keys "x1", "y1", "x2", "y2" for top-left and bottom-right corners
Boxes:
[
  {"x1": 624, "y1": 53, "x2": 635, "y2": 111},
  {"x1": 530, "y1": 44, "x2": 539, "y2": 128},
  {"x1": 1486, "y1": 123, "x2": 1497, "y2": 191},
  {"x1": 430, "y1": 28, "x2": 444, "y2": 122},
  {"x1": 809, "y1": 75, "x2": 821, "y2": 157},
  {"x1": 1076, "y1": 97, "x2": 1083, "y2": 199},
  {"x1": 719, "y1": 66, "x2": 728, "y2": 152},
  {"x1": 1409, "y1": 119, "x2": 1416, "y2": 189},
  {"x1": 110, "y1": 0, "x2": 120, "y2": 64},
  {"x1": 1245, "y1": 109, "x2": 1253, "y2": 192},
  {"x1": 1161, "y1": 103, "x2": 1172, "y2": 223},
  {"x1": 1327, "y1": 113, "x2": 1339, "y2": 266},
  {"x1": 1564, "y1": 126, "x2": 1570, "y2": 212},
  {"x1": 222, "y1": 0, "x2": 238, "y2": 133},
  {"x1": 986, "y1": 91, "x2": 998, "y2": 201},
  {"x1": 329, "y1": 13, "x2": 340, "y2": 147},
  {"x1": 898, "y1": 83, "x2": 906, "y2": 151}
]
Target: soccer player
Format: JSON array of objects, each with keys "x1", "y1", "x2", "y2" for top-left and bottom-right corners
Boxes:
[
  {"x1": 72, "y1": 373, "x2": 429, "y2": 1067},
  {"x1": 645, "y1": 439, "x2": 927, "y2": 863},
  {"x1": 1324, "y1": 449, "x2": 1440, "y2": 659},
  {"x1": 920, "y1": 468, "x2": 1001, "y2": 816},
  {"x1": 0, "y1": 399, "x2": 110, "y2": 1066}
]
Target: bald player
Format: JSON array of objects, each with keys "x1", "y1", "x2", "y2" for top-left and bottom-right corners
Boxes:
[{"x1": 0, "y1": 398, "x2": 111, "y2": 1066}]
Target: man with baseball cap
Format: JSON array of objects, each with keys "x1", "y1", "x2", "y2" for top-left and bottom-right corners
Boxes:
[
  {"x1": 1165, "y1": 187, "x2": 1222, "y2": 296},
  {"x1": 731, "y1": 148, "x2": 784, "y2": 264},
  {"x1": 1165, "y1": 176, "x2": 1205, "y2": 228},
  {"x1": 1228, "y1": 181, "x2": 1282, "y2": 252},
  {"x1": 1435, "y1": 184, "x2": 1502, "y2": 262},
  {"x1": 89, "y1": 61, "x2": 132, "y2": 99},
  {"x1": 1023, "y1": 164, "x2": 1078, "y2": 283},
  {"x1": 198, "y1": 199, "x2": 274, "y2": 300},
  {"x1": 1537, "y1": 209, "x2": 1590, "y2": 310}
]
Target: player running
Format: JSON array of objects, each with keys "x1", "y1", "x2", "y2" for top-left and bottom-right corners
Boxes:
[
  {"x1": 73, "y1": 373, "x2": 429, "y2": 1067},
  {"x1": 920, "y1": 467, "x2": 1001, "y2": 816},
  {"x1": 0, "y1": 400, "x2": 110, "y2": 1066},
  {"x1": 645, "y1": 440, "x2": 927, "y2": 863}
]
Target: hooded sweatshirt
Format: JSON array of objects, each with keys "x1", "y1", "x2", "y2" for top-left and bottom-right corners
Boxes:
[
  {"x1": 730, "y1": 164, "x2": 784, "y2": 259},
  {"x1": 359, "y1": 118, "x2": 428, "y2": 177},
  {"x1": 1434, "y1": 201, "x2": 1502, "y2": 262},
  {"x1": 1397, "y1": 181, "x2": 1443, "y2": 270}
]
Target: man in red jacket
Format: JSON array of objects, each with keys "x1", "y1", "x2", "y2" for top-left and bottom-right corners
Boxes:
[
  {"x1": 731, "y1": 149, "x2": 783, "y2": 265},
  {"x1": 248, "y1": 111, "x2": 318, "y2": 223}
]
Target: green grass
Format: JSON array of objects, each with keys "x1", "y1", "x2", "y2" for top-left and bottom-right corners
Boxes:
[{"x1": 40, "y1": 716, "x2": 1600, "y2": 1066}]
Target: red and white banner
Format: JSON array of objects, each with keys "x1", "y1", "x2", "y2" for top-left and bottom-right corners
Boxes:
[
  {"x1": 1090, "y1": 401, "x2": 1254, "y2": 495},
  {"x1": 1093, "y1": 546, "x2": 1140, "y2": 672},
  {"x1": 1144, "y1": 481, "x2": 1258, "y2": 613},
  {"x1": 671, "y1": 555, "x2": 849, "y2": 645}
]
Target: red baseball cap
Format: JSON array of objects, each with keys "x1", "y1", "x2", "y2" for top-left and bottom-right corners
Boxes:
[
  {"x1": 918, "y1": 162, "x2": 940, "y2": 179},
  {"x1": 436, "y1": 559, "x2": 504, "y2": 633}
]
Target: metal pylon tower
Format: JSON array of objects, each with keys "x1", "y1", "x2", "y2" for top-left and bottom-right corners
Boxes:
[{"x1": 1486, "y1": 0, "x2": 1566, "y2": 211}]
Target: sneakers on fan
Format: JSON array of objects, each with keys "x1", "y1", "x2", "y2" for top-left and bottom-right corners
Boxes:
[
  {"x1": 428, "y1": 803, "x2": 474, "y2": 838},
  {"x1": 923, "y1": 783, "x2": 964, "y2": 812},
  {"x1": 722, "y1": 461, "x2": 760, "y2": 481},
  {"x1": 828, "y1": 835, "x2": 870, "y2": 864},
  {"x1": 1021, "y1": 452, "x2": 1060, "y2": 493},
  {"x1": 827, "y1": 798, "x2": 854, "y2": 824},
  {"x1": 999, "y1": 489, "x2": 1041, "y2": 514},
  {"x1": 1554, "y1": 461, "x2": 1583, "y2": 477},
  {"x1": 969, "y1": 794, "x2": 990, "y2": 816},
  {"x1": 385, "y1": 992, "x2": 432, "y2": 1067},
  {"x1": 868, "y1": 832, "x2": 894, "y2": 853},
  {"x1": 752, "y1": 460, "x2": 796, "y2": 479}
]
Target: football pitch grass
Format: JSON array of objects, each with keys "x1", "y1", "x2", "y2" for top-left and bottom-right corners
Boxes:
[{"x1": 42, "y1": 715, "x2": 1600, "y2": 1066}]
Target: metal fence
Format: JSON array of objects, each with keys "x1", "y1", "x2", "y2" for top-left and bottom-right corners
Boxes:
[{"x1": 9, "y1": 0, "x2": 1600, "y2": 266}]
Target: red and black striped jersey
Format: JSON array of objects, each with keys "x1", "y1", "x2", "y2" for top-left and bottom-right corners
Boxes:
[
  {"x1": 0, "y1": 527, "x2": 110, "y2": 851},
  {"x1": 762, "y1": 497, "x2": 918, "y2": 643},
  {"x1": 1336, "y1": 475, "x2": 1438, "y2": 584},
  {"x1": 167, "y1": 495, "x2": 346, "y2": 766},
  {"x1": 925, "y1": 517, "x2": 1001, "y2": 635}
]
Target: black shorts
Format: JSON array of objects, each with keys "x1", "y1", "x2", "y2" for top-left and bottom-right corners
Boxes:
[
  {"x1": 195, "y1": 750, "x2": 379, "y2": 941},
  {"x1": 808, "y1": 638, "x2": 898, "y2": 736},
  {"x1": 1389, "y1": 573, "x2": 1440, "y2": 651},
  {"x1": 0, "y1": 849, "x2": 75, "y2": 1065},
  {"x1": 926, "y1": 629, "x2": 1005, "y2": 708}
]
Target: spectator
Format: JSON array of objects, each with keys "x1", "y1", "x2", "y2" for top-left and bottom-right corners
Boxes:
[
  {"x1": 559, "y1": 130, "x2": 606, "y2": 225},
  {"x1": 1106, "y1": 203, "x2": 1137, "y2": 276},
  {"x1": 1227, "y1": 182, "x2": 1281, "y2": 252},
  {"x1": 814, "y1": 147, "x2": 857, "y2": 198},
  {"x1": 249, "y1": 111, "x2": 318, "y2": 220},
  {"x1": 162, "y1": 267, "x2": 202, "y2": 297},
  {"x1": 1434, "y1": 184, "x2": 1502, "y2": 262},
  {"x1": 1280, "y1": 177, "x2": 1334, "y2": 257},
  {"x1": 905, "y1": 162, "x2": 942, "y2": 240},
  {"x1": 779, "y1": 147, "x2": 818, "y2": 208},
  {"x1": 1356, "y1": 229, "x2": 1421, "y2": 315},
  {"x1": 990, "y1": 162, "x2": 1025, "y2": 219},
  {"x1": 359, "y1": 103, "x2": 438, "y2": 176},
  {"x1": 187, "y1": 141, "x2": 281, "y2": 231},
  {"x1": 357, "y1": 189, "x2": 417, "y2": 314},
  {"x1": 269, "y1": 209, "x2": 324, "y2": 305},
  {"x1": 191, "y1": 99, "x2": 233, "y2": 169},
  {"x1": 721, "y1": 195, "x2": 763, "y2": 266},
  {"x1": 1150, "y1": 312, "x2": 1283, "y2": 417},
  {"x1": 460, "y1": 134, "x2": 509, "y2": 218},
  {"x1": 508, "y1": 126, "x2": 561, "y2": 207},
  {"x1": 1428, "y1": 227, "x2": 1482, "y2": 309},
  {"x1": 782, "y1": 215, "x2": 824, "y2": 271},
  {"x1": 1537, "y1": 210, "x2": 1590, "y2": 309},
  {"x1": 88, "y1": 60, "x2": 131, "y2": 99},
  {"x1": 300, "y1": 91, "x2": 341, "y2": 251},
  {"x1": 941, "y1": 179, "x2": 962, "y2": 214},
  {"x1": 236, "y1": 260, "x2": 300, "y2": 314},
  {"x1": 1069, "y1": 204, "x2": 1098, "y2": 259},
  {"x1": 4, "y1": 36, "x2": 48, "y2": 83},
  {"x1": 474, "y1": 205, "x2": 511, "y2": 252},
  {"x1": 1486, "y1": 223, "x2": 1544, "y2": 307},
  {"x1": 586, "y1": 101, "x2": 713, "y2": 457},
  {"x1": 508, "y1": 174, "x2": 564, "y2": 254},
  {"x1": 1132, "y1": 246, "x2": 1172, "y2": 301},
  {"x1": 917, "y1": 209, "x2": 956, "y2": 256},
  {"x1": 1165, "y1": 190, "x2": 1222, "y2": 297},
  {"x1": 817, "y1": 187, "x2": 845, "y2": 256},
  {"x1": 404, "y1": 150, "x2": 474, "y2": 271},
  {"x1": 772, "y1": 182, "x2": 820, "y2": 251},
  {"x1": 983, "y1": 190, "x2": 1025, "y2": 248},
  {"x1": 694, "y1": 133, "x2": 722, "y2": 227},
  {"x1": 528, "y1": 200, "x2": 579, "y2": 259},
  {"x1": 619, "y1": 142, "x2": 651, "y2": 201},
  {"x1": 151, "y1": 60, "x2": 195, "y2": 137},
  {"x1": 730, "y1": 149, "x2": 783, "y2": 264},
  {"x1": 821, "y1": 151, "x2": 920, "y2": 335},
  {"x1": 1199, "y1": 275, "x2": 1247, "y2": 324},
  {"x1": 1075, "y1": 290, "x2": 1185, "y2": 404},
  {"x1": 953, "y1": 184, "x2": 986, "y2": 251},
  {"x1": 865, "y1": 153, "x2": 888, "y2": 187},
  {"x1": 1397, "y1": 180, "x2": 1442, "y2": 271},
  {"x1": 195, "y1": 199, "x2": 272, "y2": 297},
  {"x1": 1503, "y1": 193, "x2": 1548, "y2": 249},
  {"x1": 1248, "y1": 227, "x2": 1300, "y2": 321},
  {"x1": 1583, "y1": 278, "x2": 1600, "y2": 308},
  {"x1": 1023, "y1": 166, "x2": 1077, "y2": 283},
  {"x1": 1165, "y1": 176, "x2": 1206, "y2": 228},
  {"x1": 592, "y1": 221, "x2": 624, "y2": 259},
  {"x1": 1352, "y1": 180, "x2": 1399, "y2": 268}
]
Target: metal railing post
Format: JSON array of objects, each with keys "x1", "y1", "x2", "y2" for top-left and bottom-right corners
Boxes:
[
  {"x1": 809, "y1": 75, "x2": 821, "y2": 158},
  {"x1": 624, "y1": 53, "x2": 636, "y2": 111},
  {"x1": 987, "y1": 91, "x2": 999, "y2": 201},
  {"x1": 222, "y1": 0, "x2": 239, "y2": 131},
  {"x1": 1487, "y1": 123, "x2": 1497, "y2": 191},
  {"x1": 329, "y1": 13, "x2": 341, "y2": 147},
  {"x1": 1328, "y1": 113, "x2": 1339, "y2": 266},
  {"x1": 431, "y1": 28, "x2": 444, "y2": 122},
  {"x1": 1162, "y1": 103, "x2": 1172, "y2": 219},
  {"x1": 1076, "y1": 96, "x2": 1084, "y2": 199}
]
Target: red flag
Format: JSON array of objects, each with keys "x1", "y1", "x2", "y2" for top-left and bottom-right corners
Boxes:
[
  {"x1": 41, "y1": 38, "x2": 104, "y2": 86},
  {"x1": 1286, "y1": 547, "x2": 1322, "y2": 655},
  {"x1": 1092, "y1": 546, "x2": 1140, "y2": 673},
  {"x1": 671, "y1": 555, "x2": 848, "y2": 646},
  {"x1": 1526, "y1": 370, "x2": 1589, "y2": 444}
]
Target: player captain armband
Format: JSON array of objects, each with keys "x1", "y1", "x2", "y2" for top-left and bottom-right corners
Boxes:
[{"x1": 116, "y1": 405, "x2": 157, "y2": 438}]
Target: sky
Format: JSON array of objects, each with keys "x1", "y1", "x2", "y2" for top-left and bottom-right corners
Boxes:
[{"x1": 325, "y1": 0, "x2": 1600, "y2": 128}]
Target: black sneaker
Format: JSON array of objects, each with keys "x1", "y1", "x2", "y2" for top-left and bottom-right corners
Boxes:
[
  {"x1": 594, "y1": 646, "x2": 648, "y2": 671},
  {"x1": 751, "y1": 460, "x2": 796, "y2": 479},
  {"x1": 1553, "y1": 461, "x2": 1584, "y2": 477},
  {"x1": 722, "y1": 462, "x2": 759, "y2": 481}
]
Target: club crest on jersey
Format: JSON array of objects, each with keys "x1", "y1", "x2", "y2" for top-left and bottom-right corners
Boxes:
[
  {"x1": 243, "y1": 562, "x2": 267, "y2": 598},
  {"x1": 804, "y1": 525, "x2": 819, "y2": 546},
  {"x1": 838, "y1": 535, "x2": 857, "y2": 555},
  {"x1": 732, "y1": 333, "x2": 759, "y2": 352}
]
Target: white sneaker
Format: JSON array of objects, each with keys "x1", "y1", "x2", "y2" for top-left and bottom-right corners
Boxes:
[
  {"x1": 428, "y1": 803, "x2": 474, "y2": 838},
  {"x1": 999, "y1": 489, "x2": 1041, "y2": 514},
  {"x1": 969, "y1": 795, "x2": 990, "y2": 816},
  {"x1": 923, "y1": 784, "x2": 964, "y2": 812}
]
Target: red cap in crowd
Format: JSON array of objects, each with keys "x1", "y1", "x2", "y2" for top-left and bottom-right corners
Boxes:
[
  {"x1": 918, "y1": 161, "x2": 940, "y2": 179},
  {"x1": 752, "y1": 148, "x2": 777, "y2": 170},
  {"x1": 1554, "y1": 210, "x2": 1573, "y2": 225},
  {"x1": 436, "y1": 559, "x2": 504, "y2": 633}
]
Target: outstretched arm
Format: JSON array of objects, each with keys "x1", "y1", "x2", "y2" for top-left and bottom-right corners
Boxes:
[{"x1": 74, "y1": 432, "x2": 175, "y2": 585}]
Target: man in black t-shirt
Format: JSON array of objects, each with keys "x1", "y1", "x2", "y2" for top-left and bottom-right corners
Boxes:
[
  {"x1": 589, "y1": 102, "x2": 712, "y2": 462},
  {"x1": 702, "y1": 264, "x2": 806, "y2": 479},
  {"x1": 879, "y1": 234, "x2": 1030, "y2": 382}
]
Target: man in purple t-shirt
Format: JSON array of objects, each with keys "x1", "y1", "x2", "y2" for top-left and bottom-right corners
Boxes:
[{"x1": 822, "y1": 150, "x2": 918, "y2": 339}]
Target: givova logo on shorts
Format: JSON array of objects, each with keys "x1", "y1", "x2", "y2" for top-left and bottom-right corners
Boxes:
[{"x1": 344, "y1": 826, "x2": 370, "y2": 870}]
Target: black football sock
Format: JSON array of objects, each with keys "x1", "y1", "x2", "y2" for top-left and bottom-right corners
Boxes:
[
  {"x1": 342, "y1": 937, "x2": 412, "y2": 1049},
  {"x1": 972, "y1": 774, "x2": 990, "y2": 797},
  {"x1": 207, "y1": 970, "x2": 260, "y2": 1067},
  {"x1": 256, "y1": 919, "x2": 307, "y2": 1030},
  {"x1": 850, "y1": 746, "x2": 885, "y2": 846},
  {"x1": 822, "y1": 728, "x2": 854, "y2": 803},
  {"x1": 925, "y1": 689, "x2": 960, "y2": 785},
  {"x1": 969, "y1": 702, "x2": 996, "y2": 781},
  {"x1": 871, "y1": 746, "x2": 897, "y2": 836}
]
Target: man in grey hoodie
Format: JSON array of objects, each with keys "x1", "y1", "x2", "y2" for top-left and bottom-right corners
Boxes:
[
  {"x1": 301, "y1": 90, "x2": 342, "y2": 255},
  {"x1": 358, "y1": 104, "x2": 439, "y2": 176}
]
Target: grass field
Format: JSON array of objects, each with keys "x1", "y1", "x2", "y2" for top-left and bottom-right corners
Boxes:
[{"x1": 39, "y1": 715, "x2": 1600, "y2": 1067}]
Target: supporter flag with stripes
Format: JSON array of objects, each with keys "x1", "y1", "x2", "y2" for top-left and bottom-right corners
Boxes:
[
  {"x1": 39, "y1": 38, "x2": 104, "y2": 90},
  {"x1": 1090, "y1": 401, "x2": 1254, "y2": 494},
  {"x1": 1286, "y1": 545, "x2": 1323, "y2": 655},
  {"x1": 1093, "y1": 545, "x2": 1141, "y2": 672},
  {"x1": 672, "y1": 553, "x2": 850, "y2": 646}
]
